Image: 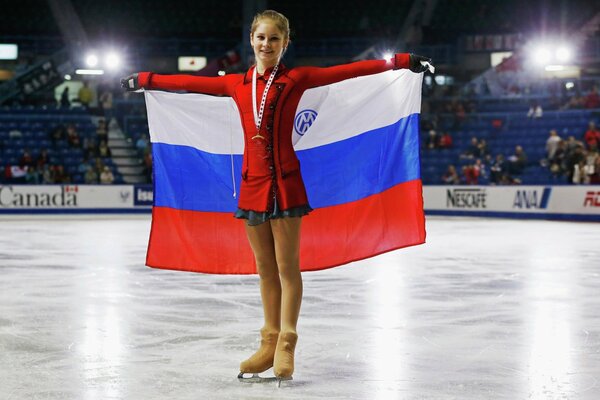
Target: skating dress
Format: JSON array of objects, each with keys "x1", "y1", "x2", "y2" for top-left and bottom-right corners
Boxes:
[{"x1": 137, "y1": 54, "x2": 410, "y2": 225}]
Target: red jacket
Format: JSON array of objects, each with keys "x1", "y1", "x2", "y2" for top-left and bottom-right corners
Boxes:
[{"x1": 138, "y1": 54, "x2": 410, "y2": 212}]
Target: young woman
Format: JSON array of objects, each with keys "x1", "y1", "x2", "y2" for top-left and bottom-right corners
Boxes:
[{"x1": 122, "y1": 10, "x2": 430, "y2": 384}]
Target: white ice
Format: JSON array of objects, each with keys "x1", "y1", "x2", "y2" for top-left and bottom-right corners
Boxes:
[{"x1": 0, "y1": 215, "x2": 599, "y2": 399}]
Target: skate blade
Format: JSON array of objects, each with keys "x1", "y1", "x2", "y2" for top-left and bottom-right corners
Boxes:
[{"x1": 237, "y1": 372, "x2": 292, "y2": 386}]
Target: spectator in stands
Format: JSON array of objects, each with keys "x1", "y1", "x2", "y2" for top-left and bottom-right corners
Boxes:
[
  {"x1": 67, "y1": 124, "x2": 81, "y2": 148},
  {"x1": 441, "y1": 165, "x2": 460, "y2": 184},
  {"x1": 583, "y1": 121, "x2": 599, "y2": 150},
  {"x1": 36, "y1": 149, "x2": 50, "y2": 168},
  {"x1": 25, "y1": 165, "x2": 40, "y2": 184},
  {"x1": 591, "y1": 154, "x2": 600, "y2": 184},
  {"x1": 60, "y1": 87, "x2": 71, "y2": 109},
  {"x1": 583, "y1": 150, "x2": 598, "y2": 184},
  {"x1": 462, "y1": 163, "x2": 480, "y2": 185},
  {"x1": 508, "y1": 145, "x2": 528, "y2": 174},
  {"x1": 53, "y1": 165, "x2": 70, "y2": 183},
  {"x1": 98, "y1": 140, "x2": 112, "y2": 158},
  {"x1": 527, "y1": 101, "x2": 543, "y2": 119},
  {"x1": 78, "y1": 82, "x2": 93, "y2": 109},
  {"x1": 461, "y1": 137, "x2": 480, "y2": 159},
  {"x1": 550, "y1": 140, "x2": 567, "y2": 177},
  {"x1": 425, "y1": 129, "x2": 438, "y2": 149},
  {"x1": 545, "y1": 129, "x2": 561, "y2": 160},
  {"x1": 566, "y1": 144, "x2": 586, "y2": 183},
  {"x1": 561, "y1": 93, "x2": 584, "y2": 110},
  {"x1": 100, "y1": 166, "x2": 115, "y2": 184},
  {"x1": 438, "y1": 131, "x2": 453, "y2": 148},
  {"x1": 583, "y1": 86, "x2": 600, "y2": 109},
  {"x1": 41, "y1": 164, "x2": 53, "y2": 184},
  {"x1": 474, "y1": 158, "x2": 487, "y2": 181},
  {"x1": 565, "y1": 135, "x2": 581, "y2": 154},
  {"x1": 477, "y1": 139, "x2": 490, "y2": 157},
  {"x1": 84, "y1": 164, "x2": 99, "y2": 184},
  {"x1": 490, "y1": 154, "x2": 506, "y2": 184},
  {"x1": 96, "y1": 119, "x2": 108, "y2": 142},
  {"x1": 19, "y1": 149, "x2": 34, "y2": 168}
]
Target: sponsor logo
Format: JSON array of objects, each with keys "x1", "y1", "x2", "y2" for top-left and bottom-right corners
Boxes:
[
  {"x1": 0, "y1": 185, "x2": 78, "y2": 207},
  {"x1": 134, "y1": 186, "x2": 154, "y2": 206},
  {"x1": 294, "y1": 109, "x2": 318, "y2": 136},
  {"x1": 583, "y1": 191, "x2": 600, "y2": 207},
  {"x1": 513, "y1": 188, "x2": 551, "y2": 209},
  {"x1": 446, "y1": 188, "x2": 487, "y2": 209}
]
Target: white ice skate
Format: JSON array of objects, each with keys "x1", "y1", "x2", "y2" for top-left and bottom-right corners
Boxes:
[{"x1": 237, "y1": 372, "x2": 292, "y2": 387}]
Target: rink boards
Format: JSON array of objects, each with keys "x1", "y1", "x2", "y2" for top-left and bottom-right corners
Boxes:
[{"x1": 0, "y1": 184, "x2": 598, "y2": 221}]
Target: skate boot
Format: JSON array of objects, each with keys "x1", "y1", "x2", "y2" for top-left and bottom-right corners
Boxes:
[
  {"x1": 273, "y1": 331, "x2": 298, "y2": 386},
  {"x1": 238, "y1": 328, "x2": 279, "y2": 383}
]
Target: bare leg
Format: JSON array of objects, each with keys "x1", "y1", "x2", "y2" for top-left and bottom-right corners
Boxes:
[
  {"x1": 270, "y1": 217, "x2": 303, "y2": 333},
  {"x1": 270, "y1": 217, "x2": 303, "y2": 378},
  {"x1": 244, "y1": 221, "x2": 281, "y2": 333},
  {"x1": 239, "y1": 221, "x2": 282, "y2": 374}
]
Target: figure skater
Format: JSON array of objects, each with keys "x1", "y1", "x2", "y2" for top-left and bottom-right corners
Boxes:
[{"x1": 122, "y1": 9, "x2": 431, "y2": 385}]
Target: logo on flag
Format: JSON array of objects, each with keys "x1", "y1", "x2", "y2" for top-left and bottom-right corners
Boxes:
[{"x1": 294, "y1": 109, "x2": 318, "y2": 135}]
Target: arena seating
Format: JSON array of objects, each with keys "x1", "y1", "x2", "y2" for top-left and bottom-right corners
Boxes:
[{"x1": 0, "y1": 105, "x2": 122, "y2": 184}]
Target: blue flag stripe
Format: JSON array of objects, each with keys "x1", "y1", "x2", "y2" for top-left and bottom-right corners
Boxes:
[{"x1": 152, "y1": 113, "x2": 421, "y2": 212}]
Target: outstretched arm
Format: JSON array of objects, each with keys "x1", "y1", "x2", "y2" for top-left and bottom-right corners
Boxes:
[
  {"x1": 297, "y1": 53, "x2": 430, "y2": 89},
  {"x1": 122, "y1": 72, "x2": 238, "y2": 97}
]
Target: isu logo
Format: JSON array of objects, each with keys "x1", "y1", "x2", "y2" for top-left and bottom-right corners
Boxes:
[
  {"x1": 583, "y1": 191, "x2": 600, "y2": 207},
  {"x1": 294, "y1": 109, "x2": 318, "y2": 136}
]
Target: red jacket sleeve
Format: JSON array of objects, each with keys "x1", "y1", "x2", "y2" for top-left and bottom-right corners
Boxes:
[
  {"x1": 295, "y1": 53, "x2": 410, "y2": 89},
  {"x1": 137, "y1": 72, "x2": 238, "y2": 97}
]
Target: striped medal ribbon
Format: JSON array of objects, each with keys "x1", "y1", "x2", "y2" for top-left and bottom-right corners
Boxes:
[{"x1": 251, "y1": 63, "x2": 279, "y2": 140}]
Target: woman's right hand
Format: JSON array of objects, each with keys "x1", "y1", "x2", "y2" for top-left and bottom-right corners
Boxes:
[{"x1": 120, "y1": 73, "x2": 140, "y2": 91}]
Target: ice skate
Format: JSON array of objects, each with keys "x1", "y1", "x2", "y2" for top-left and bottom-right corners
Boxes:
[
  {"x1": 273, "y1": 331, "x2": 298, "y2": 386},
  {"x1": 238, "y1": 328, "x2": 279, "y2": 383}
]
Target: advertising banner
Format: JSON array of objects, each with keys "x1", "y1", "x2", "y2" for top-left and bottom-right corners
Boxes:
[
  {"x1": 0, "y1": 185, "x2": 139, "y2": 211},
  {"x1": 423, "y1": 185, "x2": 600, "y2": 220}
]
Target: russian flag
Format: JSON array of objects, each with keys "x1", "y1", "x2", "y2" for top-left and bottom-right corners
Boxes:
[{"x1": 144, "y1": 69, "x2": 426, "y2": 274}]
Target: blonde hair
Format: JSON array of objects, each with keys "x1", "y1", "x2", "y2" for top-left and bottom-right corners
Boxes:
[{"x1": 250, "y1": 10, "x2": 290, "y2": 41}]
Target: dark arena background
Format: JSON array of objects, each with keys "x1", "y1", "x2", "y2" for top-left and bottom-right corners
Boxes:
[{"x1": 1, "y1": 1, "x2": 599, "y2": 399}]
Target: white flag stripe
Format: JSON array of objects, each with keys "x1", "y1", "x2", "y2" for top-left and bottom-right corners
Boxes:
[
  {"x1": 293, "y1": 70, "x2": 422, "y2": 150},
  {"x1": 145, "y1": 91, "x2": 245, "y2": 154},
  {"x1": 145, "y1": 69, "x2": 422, "y2": 155}
]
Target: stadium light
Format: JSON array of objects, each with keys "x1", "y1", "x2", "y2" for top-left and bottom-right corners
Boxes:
[
  {"x1": 565, "y1": 81, "x2": 575, "y2": 90},
  {"x1": 556, "y1": 46, "x2": 572, "y2": 63},
  {"x1": 533, "y1": 47, "x2": 552, "y2": 65},
  {"x1": 105, "y1": 52, "x2": 120, "y2": 70},
  {"x1": 85, "y1": 54, "x2": 98, "y2": 67},
  {"x1": 64, "y1": 74, "x2": 72, "y2": 80},
  {"x1": 382, "y1": 52, "x2": 393, "y2": 61}
]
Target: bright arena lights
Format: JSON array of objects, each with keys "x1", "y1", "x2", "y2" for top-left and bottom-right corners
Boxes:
[
  {"x1": 85, "y1": 54, "x2": 98, "y2": 67},
  {"x1": 529, "y1": 40, "x2": 575, "y2": 71},
  {"x1": 105, "y1": 52, "x2": 120, "y2": 69},
  {"x1": 556, "y1": 46, "x2": 572, "y2": 62},
  {"x1": 382, "y1": 52, "x2": 393, "y2": 61},
  {"x1": 534, "y1": 47, "x2": 552, "y2": 65}
]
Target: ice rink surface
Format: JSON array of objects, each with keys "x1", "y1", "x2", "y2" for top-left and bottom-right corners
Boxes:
[{"x1": 1, "y1": 215, "x2": 599, "y2": 400}]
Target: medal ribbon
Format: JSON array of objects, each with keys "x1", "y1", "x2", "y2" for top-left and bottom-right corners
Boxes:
[{"x1": 251, "y1": 64, "x2": 279, "y2": 140}]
